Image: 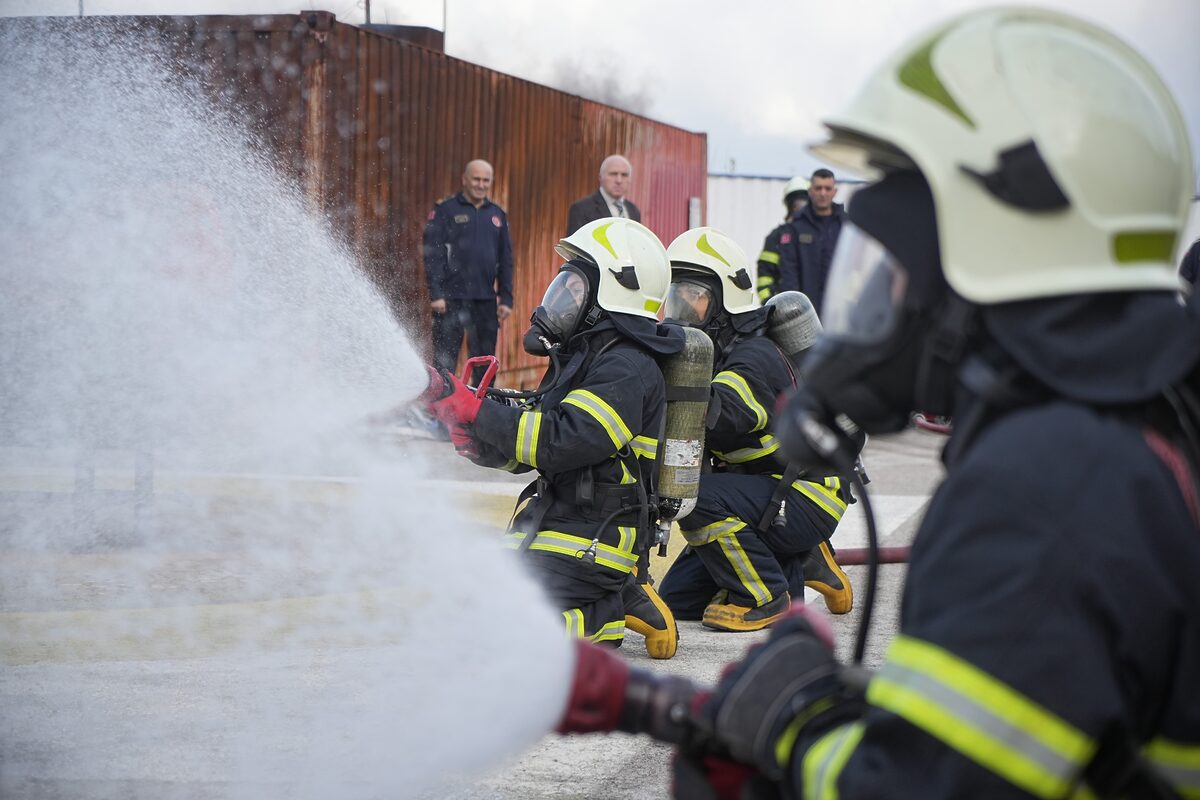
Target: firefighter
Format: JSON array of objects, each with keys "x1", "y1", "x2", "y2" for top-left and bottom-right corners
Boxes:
[
  {"x1": 756, "y1": 176, "x2": 810, "y2": 303},
  {"x1": 670, "y1": 7, "x2": 1200, "y2": 798},
  {"x1": 657, "y1": 227, "x2": 854, "y2": 631},
  {"x1": 428, "y1": 218, "x2": 685, "y2": 658}
]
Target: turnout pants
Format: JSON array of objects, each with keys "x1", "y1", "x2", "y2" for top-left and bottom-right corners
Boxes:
[{"x1": 659, "y1": 471, "x2": 841, "y2": 619}]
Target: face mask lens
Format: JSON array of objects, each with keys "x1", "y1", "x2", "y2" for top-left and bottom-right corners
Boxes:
[
  {"x1": 538, "y1": 268, "x2": 589, "y2": 337},
  {"x1": 664, "y1": 280, "x2": 714, "y2": 326},
  {"x1": 822, "y1": 223, "x2": 908, "y2": 345}
]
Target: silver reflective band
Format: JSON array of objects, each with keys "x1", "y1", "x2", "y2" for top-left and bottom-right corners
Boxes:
[{"x1": 823, "y1": 222, "x2": 908, "y2": 345}]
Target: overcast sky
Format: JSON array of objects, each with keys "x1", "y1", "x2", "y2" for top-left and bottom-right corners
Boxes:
[{"x1": 4, "y1": 0, "x2": 1198, "y2": 186}]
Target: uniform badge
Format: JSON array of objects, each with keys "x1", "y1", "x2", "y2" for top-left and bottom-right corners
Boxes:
[
  {"x1": 453, "y1": 214, "x2": 470, "y2": 223},
  {"x1": 799, "y1": 233, "x2": 814, "y2": 244},
  {"x1": 491, "y1": 215, "x2": 502, "y2": 228},
  {"x1": 780, "y1": 232, "x2": 792, "y2": 244}
]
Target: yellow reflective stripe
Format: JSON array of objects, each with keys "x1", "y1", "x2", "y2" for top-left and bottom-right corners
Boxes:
[
  {"x1": 870, "y1": 636, "x2": 1096, "y2": 799},
  {"x1": 1145, "y1": 738, "x2": 1200, "y2": 798},
  {"x1": 758, "y1": 287, "x2": 772, "y2": 302},
  {"x1": 713, "y1": 370, "x2": 768, "y2": 432},
  {"x1": 802, "y1": 722, "x2": 866, "y2": 800},
  {"x1": 617, "y1": 525, "x2": 636, "y2": 554},
  {"x1": 681, "y1": 517, "x2": 746, "y2": 546},
  {"x1": 717, "y1": 534, "x2": 772, "y2": 606},
  {"x1": 759, "y1": 250, "x2": 781, "y2": 265},
  {"x1": 562, "y1": 608, "x2": 585, "y2": 638},
  {"x1": 516, "y1": 411, "x2": 542, "y2": 467},
  {"x1": 562, "y1": 389, "x2": 633, "y2": 450},
  {"x1": 588, "y1": 618, "x2": 626, "y2": 644},
  {"x1": 790, "y1": 478, "x2": 848, "y2": 521},
  {"x1": 757, "y1": 275, "x2": 776, "y2": 288},
  {"x1": 714, "y1": 434, "x2": 780, "y2": 464},
  {"x1": 631, "y1": 435, "x2": 658, "y2": 459},
  {"x1": 500, "y1": 459, "x2": 520, "y2": 472},
  {"x1": 505, "y1": 530, "x2": 637, "y2": 573}
]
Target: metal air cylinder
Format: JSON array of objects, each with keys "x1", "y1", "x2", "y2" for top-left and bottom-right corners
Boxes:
[
  {"x1": 765, "y1": 291, "x2": 822, "y2": 364},
  {"x1": 656, "y1": 326, "x2": 714, "y2": 525}
]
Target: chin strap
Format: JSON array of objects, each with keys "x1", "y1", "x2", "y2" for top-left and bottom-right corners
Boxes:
[{"x1": 914, "y1": 295, "x2": 976, "y2": 420}]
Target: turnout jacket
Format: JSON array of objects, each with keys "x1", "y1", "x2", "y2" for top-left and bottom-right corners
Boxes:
[
  {"x1": 755, "y1": 220, "x2": 790, "y2": 304},
  {"x1": 422, "y1": 193, "x2": 514, "y2": 306},
  {"x1": 788, "y1": 400, "x2": 1200, "y2": 798},
  {"x1": 707, "y1": 334, "x2": 848, "y2": 530},
  {"x1": 471, "y1": 329, "x2": 667, "y2": 592}
]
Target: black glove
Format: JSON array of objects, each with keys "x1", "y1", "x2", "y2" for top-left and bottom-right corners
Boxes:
[{"x1": 693, "y1": 606, "x2": 865, "y2": 784}]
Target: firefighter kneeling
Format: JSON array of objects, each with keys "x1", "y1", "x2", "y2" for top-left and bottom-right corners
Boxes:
[
  {"x1": 428, "y1": 218, "x2": 691, "y2": 658},
  {"x1": 657, "y1": 227, "x2": 856, "y2": 631}
]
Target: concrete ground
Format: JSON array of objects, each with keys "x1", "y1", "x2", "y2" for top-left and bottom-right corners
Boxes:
[{"x1": 0, "y1": 424, "x2": 947, "y2": 800}]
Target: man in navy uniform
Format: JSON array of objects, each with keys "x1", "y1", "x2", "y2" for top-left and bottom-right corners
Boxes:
[{"x1": 423, "y1": 159, "x2": 514, "y2": 380}]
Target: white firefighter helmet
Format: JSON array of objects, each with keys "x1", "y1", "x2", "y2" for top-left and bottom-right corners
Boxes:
[
  {"x1": 555, "y1": 218, "x2": 669, "y2": 320},
  {"x1": 810, "y1": 6, "x2": 1194, "y2": 304},
  {"x1": 782, "y1": 175, "x2": 810, "y2": 203},
  {"x1": 666, "y1": 227, "x2": 759, "y2": 316}
]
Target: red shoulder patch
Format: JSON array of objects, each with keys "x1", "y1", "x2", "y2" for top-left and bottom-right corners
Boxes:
[
  {"x1": 492, "y1": 215, "x2": 502, "y2": 228},
  {"x1": 427, "y1": 210, "x2": 436, "y2": 221},
  {"x1": 780, "y1": 232, "x2": 792, "y2": 244}
]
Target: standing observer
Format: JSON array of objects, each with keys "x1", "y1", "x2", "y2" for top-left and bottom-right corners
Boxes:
[
  {"x1": 777, "y1": 167, "x2": 845, "y2": 313},
  {"x1": 423, "y1": 159, "x2": 514, "y2": 379},
  {"x1": 566, "y1": 154, "x2": 642, "y2": 235}
]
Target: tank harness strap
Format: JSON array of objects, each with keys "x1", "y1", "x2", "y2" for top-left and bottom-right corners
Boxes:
[
  {"x1": 756, "y1": 462, "x2": 802, "y2": 533},
  {"x1": 510, "y1": 476, "x2": 554, "y2": 554}
]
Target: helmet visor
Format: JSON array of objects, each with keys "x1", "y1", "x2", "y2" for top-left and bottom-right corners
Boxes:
[
  {"x1": 822, "y1": 223, "x2": 909, "y2": 345},
  {"x1": 537, "y1": 267, "x2": 590, "y2": 338},
  {"x1": 664, "y1": 279, "x2": 715, "y2": 326}
]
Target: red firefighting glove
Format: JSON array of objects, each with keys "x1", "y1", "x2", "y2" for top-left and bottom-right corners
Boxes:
[
  {"x1": 556, "y1": 640, "x2": 631, "y2": 734},
  {"x1": 447, "y1": 423, "x2": 480, "y2": 459},
  {"x1": 427, "y1": 370, "x2": 483, "y2": 428},
  {"x1": 684, "y1": 605, "x2": 864, "y2": 786}
]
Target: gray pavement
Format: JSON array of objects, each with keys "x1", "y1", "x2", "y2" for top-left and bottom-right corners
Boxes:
[{"x1": 0, "y1": 425, "x2": 948, "y2": 800}]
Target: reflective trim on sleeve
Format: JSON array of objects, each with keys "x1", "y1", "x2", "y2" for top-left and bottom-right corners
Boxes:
[
  {"x1": 713, "y1": 434, "x2": 781, "y2": 464},
  {"x1": 516, "y1": 411, "x2": 542, "y2": 467},
  {"x1": 562, "y1": 389, "x2": 633, "y2": 450},
  {"x1": 588, "y1": 618, "x2": 626, "y2": 644},
  {"x1": 802, "y1": 721, "x2": 866, "y2": 800},
  {"x1": 680, "y1": 517, "x2": 746, "y2": 546},
  {"x1": 869, "y1": 635, "x2": 1097, "y2": 799},
  {"x1": 500, "y1": 459, "x2": 520, "y2": 472},
  {"x1": 1145, "y1": 737, "x2": 1200, "y2": 799},
  {"x1": 713, "y1": 370, "x2": 769, "y2": 432},
  {"x1": 631, "y1": 435, "x2": 658, "y2": 459},
  {"x1": 562, "y1": 608, "x2": 585, "y2": 638},
  {"x1": 717, "y1": 534, "x2": 773, "y2": 606},
  {"x1": 759, "y1": 250, "x2": 781, "y2": 266},
  {"x1": 505, "y1": 530, "x2": 637, "y2": 574}
]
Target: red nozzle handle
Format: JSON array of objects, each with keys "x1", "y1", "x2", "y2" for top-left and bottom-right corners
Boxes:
[
  {"x1": 461, "y1": 355, "x2": 499, "y2": 398},
  {"x1": 556, "y1": 640, "x2": 631, "y2": 734}
]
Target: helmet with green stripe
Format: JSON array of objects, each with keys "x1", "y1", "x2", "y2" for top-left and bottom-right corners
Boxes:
[
  {"x1": 665, "y1": 227, "x2": 759, "y2": 319},
  {"x1": 812, "y1": 6, "x2": 1193, "y2": 302},
  {"x1": 555, "y1": 218, "x2": 670, "y2": 320}
]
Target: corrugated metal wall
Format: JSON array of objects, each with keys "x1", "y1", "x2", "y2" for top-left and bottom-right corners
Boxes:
[{"x1": 61, "y1": 12, "x2": 707, "y2": 387}]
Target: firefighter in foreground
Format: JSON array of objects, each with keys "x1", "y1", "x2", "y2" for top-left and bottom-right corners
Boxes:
[
  {"x1": 657, "y1": 227, "x2": 854, "y2": 630},
  {"x1": 756, "y1": 176, "x2": 810, "y2": 303},
  {"x1": 558, "y1": 7, "x2": 1200, "y2": 797},
  {"x1": 428, "y1": 217, "x2": 685, "y2": 657}
]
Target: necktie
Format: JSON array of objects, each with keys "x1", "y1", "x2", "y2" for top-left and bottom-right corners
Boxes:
[{"x1": 615, "y1": 200, "x2": 626, "y2": 218}]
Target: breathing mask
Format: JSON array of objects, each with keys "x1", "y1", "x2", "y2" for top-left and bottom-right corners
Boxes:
[{"x1": 523, "y1": 262, "x2": 600, "y2": 356}]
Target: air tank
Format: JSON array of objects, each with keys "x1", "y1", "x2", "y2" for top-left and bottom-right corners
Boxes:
[
  {"x1": 765, "y1": 291, "x2": 822, "y2": 364},
  {"x1": 655, "y1": 326, "x2": 714, "y2": 545}
]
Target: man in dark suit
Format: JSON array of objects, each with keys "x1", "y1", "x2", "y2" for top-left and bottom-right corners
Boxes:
[{"x1": 566, "y1": 154, "x2": 642, "y2": 235}]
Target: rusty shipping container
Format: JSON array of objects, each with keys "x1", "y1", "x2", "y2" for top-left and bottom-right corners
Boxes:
[{"x1": 16, "y1": 12, "x2": 708, "y2": 387}]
